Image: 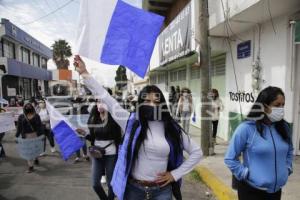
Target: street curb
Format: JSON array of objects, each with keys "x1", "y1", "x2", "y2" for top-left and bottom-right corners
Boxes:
[{"x1": 195, "y1": 165, "x2": 238, "y2": 200}]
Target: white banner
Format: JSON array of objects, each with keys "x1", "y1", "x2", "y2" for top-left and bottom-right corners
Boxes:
[
  {"x1": 17, "y1": 135, "x2": 44, "y2": 160},
  {"x1": 5, "y1": 107, "x2": 23, "y2": 121},
  {"x1": 0, "y1": 112, "x2": 16, "y2": 133}
]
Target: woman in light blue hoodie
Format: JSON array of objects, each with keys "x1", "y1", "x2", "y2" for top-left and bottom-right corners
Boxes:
[{"x1": 225, "y1": 87, "x2": 293, "y2": 200}]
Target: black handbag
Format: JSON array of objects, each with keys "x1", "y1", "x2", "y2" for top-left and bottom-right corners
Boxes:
[{"x1": 88, "y1": 142, "x2": 113, "y2": 158}]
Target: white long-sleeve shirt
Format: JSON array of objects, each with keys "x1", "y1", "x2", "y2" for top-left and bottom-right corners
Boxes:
[{"x1": 83, "y1": 75, "x2": 202, "y2": 181}]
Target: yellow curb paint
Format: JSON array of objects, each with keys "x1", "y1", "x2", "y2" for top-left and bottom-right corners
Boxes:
[{"x1": 195, "y1": 165, "x2": 238, "y2": 200}]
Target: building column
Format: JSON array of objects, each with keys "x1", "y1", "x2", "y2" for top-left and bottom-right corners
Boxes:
[{"x1": 186, "y1": 64, "x2": 191, "y2": 88}]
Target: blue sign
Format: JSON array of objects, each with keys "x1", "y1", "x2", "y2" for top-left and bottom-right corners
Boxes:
[{"x1": 237, "y1": 40, "x2": 251, "y2": 59}]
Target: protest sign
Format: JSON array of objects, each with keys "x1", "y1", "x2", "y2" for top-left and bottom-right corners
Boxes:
[{"x1": 0, "y1": 112, "x2": 16, "y2": 132}]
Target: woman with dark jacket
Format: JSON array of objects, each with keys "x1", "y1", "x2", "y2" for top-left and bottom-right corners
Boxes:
[
  {"x1": 225, "y1": 87, "x2": 294, "y2": 200},
  {"x1": 74, "y1": 55, "x2": 202, "y2": 200},
  {"x1": 168, "y1": 86, "x2": 176, "y2": 116},
  {"x1": 16, "y1": 103, "x2": 44, "y2": 173},
  {"x1": 78, "y1": 96, "x2": 122, "y2": 200}
]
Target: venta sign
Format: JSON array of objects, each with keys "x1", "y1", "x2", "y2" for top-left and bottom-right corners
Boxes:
[
  {"x1": 159, "y1": 2, "x2": 191, "y2": 65},
  {"x1": 229, "y1": 92, "x2": 255, "y2": 103}
]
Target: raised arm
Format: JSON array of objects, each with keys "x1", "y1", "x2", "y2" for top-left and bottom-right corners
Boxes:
[{"x1": 74, "y1": 55, "x2": 130, "y2": 133}]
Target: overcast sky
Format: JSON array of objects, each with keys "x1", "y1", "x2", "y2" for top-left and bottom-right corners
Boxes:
[{"x1": 0, "y1": 0, "x2": 142, "y2": 87}]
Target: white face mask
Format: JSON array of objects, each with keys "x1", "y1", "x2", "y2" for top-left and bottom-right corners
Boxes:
[{"x1": 267, "y1": 107, "x2": 284, "y2": 122}]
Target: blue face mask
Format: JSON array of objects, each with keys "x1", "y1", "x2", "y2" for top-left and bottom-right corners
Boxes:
[{"x1": 267, "y1": 107, "x2": 284, "y2": 122}]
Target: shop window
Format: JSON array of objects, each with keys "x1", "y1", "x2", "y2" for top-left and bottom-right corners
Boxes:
[
  {"x1": 150, "y1": 74, "x2": 157, "y2": 84},
  {"x1": 32, "y1": 53, "x2": 40, "y2": 67},
  {"x1": 41, "y1": 57, "x2": 47, "y2": 69},
  {"x1": 178, "y1": 69, "x2": 186, "y2": 81},
  {"x1": 2, "y1": 39, "x2": 15, "y2": 59},
  {"x1": 21, "y1": 47, "x2": 30, "y2": 64},
  {"x1": 191, "y1": 67, "x2": 200, "y2": 79},
  {"x1": 22, "y1": 78, "x2": 32, "y2": 100},
  {"x1": 211, "y1": 54, "x2": 226, "y2": 76},
  {"x1": 157, "y1": 73, "x2": 165, "y2": 84},
  {"x1": 170, "y1": 71, "x2": 177, "y2": 82}
]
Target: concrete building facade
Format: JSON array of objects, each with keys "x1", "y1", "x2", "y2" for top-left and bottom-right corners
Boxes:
[
  {"x1": 144, "y1": 0, "x2": 300, "y2": 155},
  {"x1": 0, "y1": 18, "x2": 52, "y2": 102}
]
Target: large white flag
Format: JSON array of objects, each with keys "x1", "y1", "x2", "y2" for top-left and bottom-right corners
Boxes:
[{"x1": 75, "y1": 0, "x2": 164, "y2": 78}]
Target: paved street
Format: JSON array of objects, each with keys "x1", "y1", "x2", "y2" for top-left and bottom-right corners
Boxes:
[{"x1": 0, "y1": 133, "x2": 215, "y2": 200}]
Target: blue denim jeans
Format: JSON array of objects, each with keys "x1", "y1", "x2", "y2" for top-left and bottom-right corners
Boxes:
[
  {"x1": 92, "y1": 155, "x2": 117, "y2": 200},
  {"x1": 124, "y1": 181, "x2": 173, "y2": 200}
]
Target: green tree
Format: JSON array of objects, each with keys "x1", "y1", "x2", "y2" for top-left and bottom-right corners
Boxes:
[
  {"x1": 115, "y1": 65, "x2": 128, "y2": 90},
  {"x1": 51, "y1": 39, "x2": 72, "y2": 69}
]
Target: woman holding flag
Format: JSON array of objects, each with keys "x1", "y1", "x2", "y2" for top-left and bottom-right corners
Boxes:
[{"x1": 74, "y1": 55, "x2": 202, "y2": 200}]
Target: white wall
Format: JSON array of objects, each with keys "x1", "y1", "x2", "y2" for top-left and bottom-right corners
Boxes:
[
  {"x1": 210, "y1": 14, "x2": 293, "y2": 140},
  {"x1": 209, "y1": 0, "x2": 260, "y2": 29}
]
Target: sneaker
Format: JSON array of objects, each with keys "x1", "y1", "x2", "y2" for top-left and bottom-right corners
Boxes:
[
  {"x1": 83, "y1": 155, "x2": 90, "y2": 162},
  {"x1": 101, "y1": 176, "x2": 106, "y2": 184},
  {"x1": 39, "y1": 152, "x2": 46, "y2": 156},
  {"x1": 73, "y1": 157, "x2": 80, "y2": 164},
  {"x1": 26, "y1": 166, "x2": 34, "y2": 173},
  {"x1": 50, "y1": 147, "x2": 56, "y2": 153},
  {"x1": 34, "y1": 159, "x2": 39, "y2": 166}
]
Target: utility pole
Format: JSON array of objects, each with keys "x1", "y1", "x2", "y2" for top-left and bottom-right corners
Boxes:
[{"x1": 199, "y1": 0, "x2": 212, "y2": 156}]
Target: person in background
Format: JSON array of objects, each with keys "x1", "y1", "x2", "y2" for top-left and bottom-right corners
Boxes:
[
  {"x1": 16, "y1": 103, "x2": 44, "y2": 173},
  {"x1": 175, "y1": 86, "x2": 181, "y2": 122},
  {"x1": 29, "y1": 97, "x2": 38, "y2": 111},
  {"x1": 37, "y1": 100, "x2": 56, "y2": 156},
  {"x1": 177, "y1": 88, "x2": 193, "y2": 134},
  {"x1": 74, "y1": 137, "x2": 89, "y2": 163},
  {"x1": 210, "y1": 89, "x2": 223, "y2": 144},
  {"x1": 0, "y1": 105, "x2": 7, "y2": 159},
  {"x1": 78, "y1": 91, "x2": 122, "y2": 200},
  {"x1": 9, "y1": 97, "x2": 17, "y2": 107},
  {"x1": 224, "y1": 86, "x2": 294, "y2": 200},
  {"x1": 168, "y1": 86, "x2": 176, "y2": 117},
  {"x1": 74, "y1": 55, "x2": 202, "y2": 200}
]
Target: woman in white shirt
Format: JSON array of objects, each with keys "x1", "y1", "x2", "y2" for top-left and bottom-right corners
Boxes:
[
  {"x1": 38, "y1": 100, "x2": 56, "y2": 155},
  {"x1": 210, "y1": 89, "x2": 223, "y2": 144},
  {"x1": 177, "y1": 88, "x2": 193, "y2": 134},
  {"x1": 74, "y1": 55, "x2": 202, "y2": 200}
]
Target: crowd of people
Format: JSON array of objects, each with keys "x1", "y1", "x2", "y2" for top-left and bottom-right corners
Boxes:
[{"x1": 0, "y1": 55, "x2": 294, "y2": 200}]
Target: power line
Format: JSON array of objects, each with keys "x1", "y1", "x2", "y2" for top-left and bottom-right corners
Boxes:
[
  {"x1": 267, "y1": 0, "x2": 276, "y2": 35},
  {"x1": 220, "y1": 0, "x2": 244, "y2": 118},
  {"x1": 22, "y1": 0, "x2": 75, "y2": 25}
]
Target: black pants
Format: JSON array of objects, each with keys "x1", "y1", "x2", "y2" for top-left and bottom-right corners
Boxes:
[
  {"x1": 0, "y1": 132, "x2": 5, "y2": 157},
  {"x1": 212, "y1": 120, "x2": 219, "y2": 138},
  {"x1": 238, "y1": 181, "x2": 281, "y2": 200},
  {"x1": 43, "y1": 127, "x2": 55, "y2": 152}
]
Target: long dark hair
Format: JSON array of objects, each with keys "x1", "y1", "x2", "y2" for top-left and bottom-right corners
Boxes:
[
  {"x1": 126, "y1": 85, "x2": 185, "y2": 172},
  {"x1": 87, "y1": 104, "x2": 122, "y2": 145},
  {"x1": 246, "y1": 86, "x2": 289, "y2": 142}
]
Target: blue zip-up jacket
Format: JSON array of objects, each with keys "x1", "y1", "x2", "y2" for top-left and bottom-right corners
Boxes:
[{"x1": 224, "y1": 120, "x2": 294, "y2": 193}]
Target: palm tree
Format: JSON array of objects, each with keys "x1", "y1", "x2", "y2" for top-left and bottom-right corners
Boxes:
[{"x1": 51, "y1": 39, "x2": 72, "y2": 69}]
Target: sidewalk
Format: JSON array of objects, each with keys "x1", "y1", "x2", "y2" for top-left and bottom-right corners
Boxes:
[{"x1": 189, "y1": 125, "x2": 300, "y2": 200}]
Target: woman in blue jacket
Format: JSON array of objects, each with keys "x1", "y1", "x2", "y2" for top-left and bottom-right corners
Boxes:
[
  {"x1": 225, "y1": 87, "x2": 294, "y2": 200},
  {"x1": 74, "y1": 55, "x2": 202, "y2": 200}
]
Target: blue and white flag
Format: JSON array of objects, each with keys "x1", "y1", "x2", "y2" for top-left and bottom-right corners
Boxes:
[
  {"x1": 46, "y1": 101, "x2": 84, "y2": 161},
  {"x1": 76, "y1": 0, "x2": 164, "y2": 78}
]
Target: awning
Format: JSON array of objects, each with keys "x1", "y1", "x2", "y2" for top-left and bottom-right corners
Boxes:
[
  {"x1": 6, "y1": 58, "x2": 52, "y2": 80},
  {"x1": 150, "y1": 52, "x2": 198, "y2": 73}
]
